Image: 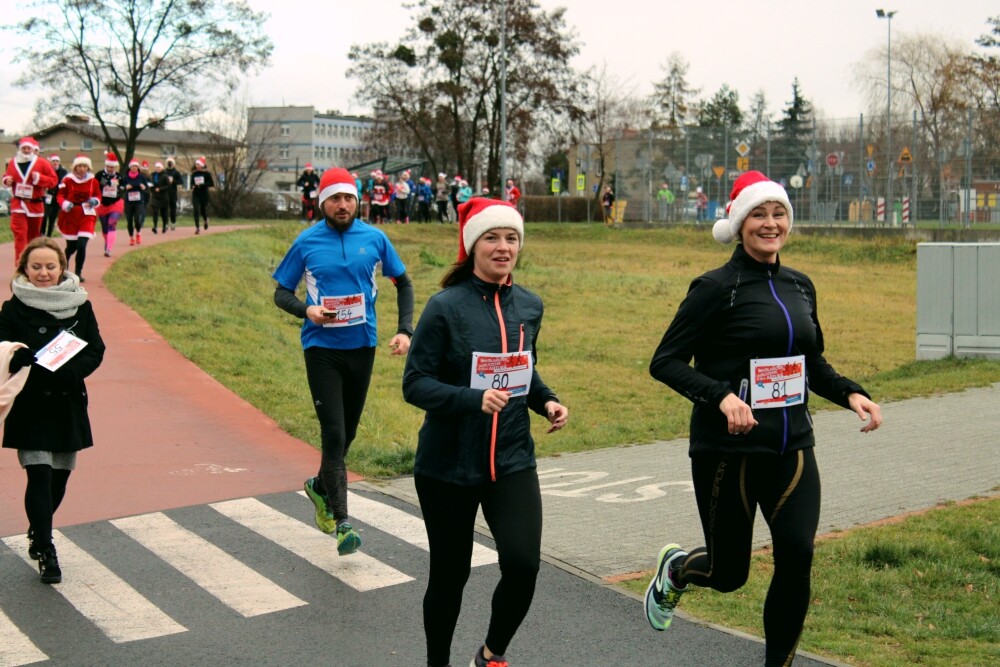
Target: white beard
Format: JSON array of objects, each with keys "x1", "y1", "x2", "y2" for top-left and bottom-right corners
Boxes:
[{"x1": 15, "y1": 152, "x2": 32, "y2": 164}]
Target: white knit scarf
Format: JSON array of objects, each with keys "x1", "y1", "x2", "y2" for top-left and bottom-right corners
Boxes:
[{"x1": 12, "y1": 273, "x2": 88, "y2": 319}]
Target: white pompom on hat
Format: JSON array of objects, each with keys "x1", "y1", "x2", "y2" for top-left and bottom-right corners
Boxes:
[
  {"x1": 72, "y1": 154, "x2": 92, "y2": 169},
  {"x1": 317, "y1": 167, "x2": 358, "y2": 206},
  {"x1": 457, "y1": 198, "x2": 524, "y2": 262},
  {"x1": 712, "y1": 171, "x2": 794, "y2": 244}
]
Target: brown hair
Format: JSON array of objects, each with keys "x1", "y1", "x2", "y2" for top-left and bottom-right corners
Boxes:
[
  {"x1": 17, "y1": 237, "x2": 68, "y2": 281},
  {"x1": 440, "y1": 255, "x2": 475, "y2": 288}
]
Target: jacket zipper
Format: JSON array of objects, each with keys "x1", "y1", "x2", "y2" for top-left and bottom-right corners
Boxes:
[
  {"x1": 488, "y1": 289, "x2": 524, "y2": 482},
  {"x1": 767, "y1": 270, "x2": 794, "y2": 453}
]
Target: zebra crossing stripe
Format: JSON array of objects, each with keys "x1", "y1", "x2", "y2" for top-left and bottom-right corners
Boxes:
[
  {"x1": 0, "y1": 606, "x2": 47, "y2": 666},
  {"x1": 340, "y1": 490, "x2": 498, "y2": 567},
  {"x1": 111, "y1": 513, "x2": 306, "y2": 618},
  {"x1": 210, "y1": 498, "x2": 414, "y2": 591},
  {"x1": 1, "y1": 531, "x2": 187, "y2": 644}
]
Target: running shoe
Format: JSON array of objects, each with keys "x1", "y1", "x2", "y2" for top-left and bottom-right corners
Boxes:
[
  {"x1": 336, "y1": 521, "x2": 361, "y2": 556},
  {"x1": 645, "y1": 543, "x2": 689, "y2": 631},
  {"x1": 39, "y1": 546, "x2": 61, "y2": 585},
  {"x1": 136, "y1": 232, "x2": 142, "y2": 244},
  {"x1": 303, "y1": 477, "x2": 336, "y2": 534},
  {"x1": 470, "y1": 646, "x2": 508, "y2": 667},
  {"x1": 129, "y1": 237, "x2": 135, "y2": 246}
]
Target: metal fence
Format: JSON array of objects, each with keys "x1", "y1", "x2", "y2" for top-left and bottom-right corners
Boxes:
[{"x1": 608, "y1": 109, "x2": 1000, "y2": 226}]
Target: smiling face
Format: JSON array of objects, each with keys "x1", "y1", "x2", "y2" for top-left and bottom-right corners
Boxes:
[
  {"x1": 25, "y1": 247, "x2": 64, "y2": 288},
  {"x1": 471, "y1": 227, "x2": 520, "y2": 284},
  {"x1": 739, "y1": 201, "x2": 789, "y2": 263}
]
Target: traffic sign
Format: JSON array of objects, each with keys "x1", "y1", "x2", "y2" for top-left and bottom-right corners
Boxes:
[
  {"x1": 679, "y1": 175, "x2": 689, "y2": 191},
  {"x1": 826, "y1": 153, "x2": 840, "y2": 168},
  {"x1": 551, "y1": 178, "x2": 560, "y2": 193},
  {"x1": 866, "y1": 159, "x2": 876, "y2": 174},
  {"x1": 898, "y1": 147, "x2": 913, "y2": 164},
  {"x1": 736, "y1": 156, "x2": 749, "y2": 171},
  {"x1": 728, "y1": 170, "x2": 740, "y2": 181},
  {"x1": 712, "y1": 166, "x2": 725, "y2": 179},
  {"x1": 576, "y1": 174, "x2": 586, "y2": 191},
  {"x1": 843, "y1": 174, "x2": 854, "y2": 186},
  {"x1": 735, "y1": 141, "x2": 750, "y2": 157}
]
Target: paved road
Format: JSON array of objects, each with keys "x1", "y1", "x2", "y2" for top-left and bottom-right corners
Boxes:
[{"x1": 1, "y1": 226, "x2": 996, "y2": 666}]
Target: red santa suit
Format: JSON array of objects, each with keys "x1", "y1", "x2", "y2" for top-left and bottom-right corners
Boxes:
[
  {"x1": 57, "y1": 170, "x2": 101, "y2": 240},
  {"x1": 3, "y1": 137, "x2": 58, "y2": 263}
]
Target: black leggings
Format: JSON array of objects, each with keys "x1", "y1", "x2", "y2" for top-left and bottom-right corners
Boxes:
[
  {"x1": 303, "y1": 346, "x2": 375, "y2": 521},
  {"x1": 677, "y1": 448, "x2": 820, "y2": 667},
  {"x1": 24, "y1": 464, "x2": 72, "y2": 549},
  {"x1": 125, "y1": 200, "x2": 144, "y2": 236},
  {"x1": 436, "y1": 201, "x2": 449, "y2": 223},
  {"x1": 193, "y1": 195, "x2": 209, "y2": 227},
  {"x1": 416, "y1": 469, "x2": 542, "y2": 667},
  {"x1": 45, "y1": 204, "x2": 59, "y2": 237},
  {"x1": 64, "y1": 237, "x2": 90, "y2": 279}
]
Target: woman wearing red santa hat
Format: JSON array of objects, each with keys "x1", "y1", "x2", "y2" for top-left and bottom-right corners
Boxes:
[
  {"x1": 57, "y1": 155, "x2": 102, "y2": 282},
  {"x1": 122, "y1": 158, "x2": 148, "y2": 245},
  {"x1": 403, "y1": 198, "x2": 568, "y2": 667},
  {"x1": 645, "y1": 171, "x2": 882, "y2": 666},
  {"x1": 95, "y1": 152, "x2": 124, "y2": 256},
  {"x1": 3, "y1": 137, "x2": 59, "y2": 265}
]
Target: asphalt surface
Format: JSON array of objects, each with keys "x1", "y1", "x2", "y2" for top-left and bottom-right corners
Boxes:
[{"x1": 1, "y1": 225, "x2": 998, "y2": 666}]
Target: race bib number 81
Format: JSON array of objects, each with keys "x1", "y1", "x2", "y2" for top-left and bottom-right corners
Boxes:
[
  {"x1": 750, "y1": 355, "x2": 805, "y2": 409},
  {"x1": 470, "y1": 351, "x2": 532, "y2": 397}
]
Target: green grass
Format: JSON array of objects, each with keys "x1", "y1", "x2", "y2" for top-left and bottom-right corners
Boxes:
[
  {"x1": 621, "y1": 496, "x2": 1000, "y2": 667},
  {"x1": 103, "y1": 222, "x2": 999, "y2": 478}
]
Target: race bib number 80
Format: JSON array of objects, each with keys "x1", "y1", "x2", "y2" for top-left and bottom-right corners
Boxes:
[
  {"x1": 470, "y1": 351, "x2": 532, "y2": 397},
  {"x1": 750, "y1": 355, "x2": 805, "y2": 409}
]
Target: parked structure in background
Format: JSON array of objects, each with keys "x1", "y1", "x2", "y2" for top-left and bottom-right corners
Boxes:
[{"x1": 247, "y1": 106, "x2": 376, "y2": 192}]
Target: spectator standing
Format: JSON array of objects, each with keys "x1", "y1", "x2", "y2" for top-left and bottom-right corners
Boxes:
[
  {"x1": 190, "y1": 158, "x2": 214, "y2": 234},
  {"x1": 44, "y1": 155, "x2": 67, "y2": 237},
  {"x1": 0, "y1": 237, "x2": 106, "y2": 585},
  {"x1": 695, "y1": 186, "x2": 708, "y2": 223},
  {"x1": 449, "y1": 175, "x2": 462, "y2": 221},
  {"x1": 57, "y1": 154, "x2": 101, "y2": 283},
  {"x1": 162, "y1": 157, "x2": 183, "y2": 231},
  {"x1": 657, "y1": 182, "x2": 675, "y2": 222},
  {"x1": 370, "y1": 172, "x2": 391, "y2": 224},
  {"x1": 416, "y1": 177, "x2": 433, "y2": 223},
  {"x1": 272, "y1": 168, "x2": 414, "y2": 555},
  {"x1": 435, "y1": 173, "x2": 451, "y2": 223},
  {"x1": 394, "y1": 173, "x2": 411, "y2": 224},
  {"x1": 296, "y1": 163, "x2": 321, "y2": 225},
  {"x1": 3, "y1": 137, "x2": 58, "y2": 264},
  {"x1": 457, "y1": 180, "x2": 473, "y2": 206},
  {"x1": 601, "y1": 185, "x2": 615, "y2": 226}
]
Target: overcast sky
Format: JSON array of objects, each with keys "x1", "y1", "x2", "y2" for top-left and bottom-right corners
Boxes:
[{"x1": 1, "y1": 0, "x2": 996, "y2": 136}]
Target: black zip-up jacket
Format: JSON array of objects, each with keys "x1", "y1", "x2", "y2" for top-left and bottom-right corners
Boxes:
[
  {"x1": 650, "y1": 244, "x2": 868, "y2": 456},
  {"x1": 403, "y1": 275, "x2": 559, "y2": 485}
]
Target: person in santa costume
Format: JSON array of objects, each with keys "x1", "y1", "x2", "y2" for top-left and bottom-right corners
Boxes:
[
  {"x1": 57, "y1": 155, "x2": 102, "y2": 283},
  {"x1": 296, "y1": 163, "x2": 320, "y2": 225},
  {"x1": 3, "y1": 137, "x2": 59, "y2": 265},
  {"x1": 95, "y1": 152, "x2": 124, "y2": 256},
  {"x1": 44, "y1": 155, "x2": 67, "y2": 237}
]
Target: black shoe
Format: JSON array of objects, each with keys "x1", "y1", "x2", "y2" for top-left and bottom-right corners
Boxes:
[
  {"x1": 204, "y1": 219, "x2": 209, "y2": 229},
  {"x1": 152, "y1": 227, "x2": 158, "y2": 234},
  {"x1": 39, "y1": 546, "x2": 62, "y2": 584},
  {"x1": 27, "y1": 529, "x2": 40, "y2": 560}
]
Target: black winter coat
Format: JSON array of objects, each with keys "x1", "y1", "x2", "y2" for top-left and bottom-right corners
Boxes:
[
  {"x1": 0, "y1": 297, "x2": 106, "y2": 452},
  {"x1": 403, "y1": 275, "x2": 559, "y2": 485},
  {"x1": 650, "y1": 244, "x2": 867, "y2": 457}
]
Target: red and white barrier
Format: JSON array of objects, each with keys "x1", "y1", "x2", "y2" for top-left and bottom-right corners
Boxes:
[
  {"x1": 902, "y1": 197, "x2": 910, "y2": 223},
  {"x1": 877, "y1": 197, "x2": 885, "y2": 222}
]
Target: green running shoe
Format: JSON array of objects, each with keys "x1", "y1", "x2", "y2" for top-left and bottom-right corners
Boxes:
[
  {"x1": 645, "y1": 543, "x2": 689, "y2": 631},
  {"x1": 336, "y1": 521, "x2": 361, "y2": 556},
  {"x1": 304, "y1": 477, "x2": 337, "y2": 534}
]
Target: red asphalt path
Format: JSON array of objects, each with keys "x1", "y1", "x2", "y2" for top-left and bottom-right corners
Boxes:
[{"x1": 0, "y1": 224, "x2": 355, "y2": 537}]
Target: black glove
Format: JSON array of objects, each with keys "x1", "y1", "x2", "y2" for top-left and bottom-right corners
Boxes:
[{"x1": 8, "y1": 347, "x2": 36, "y2": 373}]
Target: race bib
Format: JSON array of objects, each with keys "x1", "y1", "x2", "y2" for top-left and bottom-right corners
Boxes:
[
  {"x1": 82, "y1": 203, "x2": 96, "y2": 215},
  {"x1": 45, "y1": 194, "x2": 52, "y2": 204},
  {"x1": 470, "y1": 351, "x2": 532, "y2": 397},
  {"x1": 193, "y1": 175, "x2": 205, "y2": 186},
  {"x1": 34, "y1": 331, "x2": 89, "y2": 373},
  {"x1": 320, "y1": 294, "x2": 366, "y2": 328},
  {"x1": 127, "y1": 190, "x2": 142, "y2": 201},
  {"x1": 750, "y1": 355, "x2": 805, "y2": 409},
  {"x1": 306, "y1": 190, "x2": 316, "y2": 199},
  {"x1": 103, "y1": 185, "x2": 118, "y2": 198},
  {"x1": 15, "y1": 183, "x2": 33, "y2": 198}
]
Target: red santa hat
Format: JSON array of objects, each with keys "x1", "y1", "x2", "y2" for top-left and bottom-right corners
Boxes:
[
  {"x1": 154, "y1": 161, "x2": 164, "y2": 169},
  {"x1": 305, "y1": 163, "x2": 313, "y2": 170},
  {"x1": 141, "y1": 160, "x2": 149, "y2": 169},
  {"x1": 128, "y1": 158, "x2": 140, "y2": 169},
  {"x1": 317, "y1": 167, "x2": 358, "y2": 206},
  {"x1": 457, "y1": 198, "x2": 524, "y2": 262},
  {"x1": 105, "y1": 152, "x2": 119, "y2": 167},
  {"x1": 72, "y1": 154, "x2": 92, "y2": 169},
  {"x1": 49, "y1": 154, "x2": 61, "y2": 162},
  {"x1": 17, "y1": 136, "x2": 39, "y2": 151},
  {"x1": 713, "y1": 171, "x2": 794, "y2": 244},
  {"x1": 194, "y1": 157, "x2": 206, "y2": 167}
]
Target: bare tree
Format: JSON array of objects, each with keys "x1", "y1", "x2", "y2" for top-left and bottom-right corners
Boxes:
[{"x1": 9, "y1": 0, "x2": 272, "y2": 166}]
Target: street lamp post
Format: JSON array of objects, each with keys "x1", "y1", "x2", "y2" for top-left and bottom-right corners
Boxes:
[{"x1": 876, "y1": 9, "x2": 897, "y2": 223}]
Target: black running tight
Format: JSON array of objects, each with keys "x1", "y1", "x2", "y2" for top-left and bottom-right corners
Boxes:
[
  {"x1": 64, "y1": 237, "x2": 90, "y2": 279},
  {"x1": 677, "y1": 448, "x2": 820, "y2": 667},
  {"x1": 24, "y1": 464, "x2": 72, "y2": 549},
  {"x1": 416, "y1": 469, "x2": 542, "y2": 667}
]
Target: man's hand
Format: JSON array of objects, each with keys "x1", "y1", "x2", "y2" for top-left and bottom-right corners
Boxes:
[{"x1": 388, "y1": 333, "x2": 410, "y2": 356}]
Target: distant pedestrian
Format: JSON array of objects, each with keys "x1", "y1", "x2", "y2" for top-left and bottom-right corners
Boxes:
[
  {"x1": 644, "y1": 171, "x2": 882, "y2": 667},
  {"x1": 122, "y1": 158, "x2": 147, "y2": 245},
  {"x1": 434, "y1": 173, "x2": 450, "y2": 223},
  {"x1": 272, "y1": 168, "x2": 414, "y2": 556},
  {"x1": 457, "y1": 179, "x2": 473, "y2": 205},
  {"x1": 394, "y1": 172, "x2": 411, "y2": 223},
  {"x1": 505, "y1": 179, "x2": 521, "y2": 209},
  {"x1": 369, "y1": 172, "x2": 391, "y2": 224},
  {"x1": 403, "y1": 198, "x2": 568, "y2": 667},
  {"x1": 695, "y1": 186, "x2": 708, "y2": 223},
  {"x1": 44, "y1": 154, "x2": 67, "y2": 237},
  {"x1": 95, "y1": 152, "x2": 123, "y2": 256},
  {"x1": 162, "y1": 157, "x2": 183, "y2": 231},
  {"x1": 0, "y1": 236, "x2": 106, "y2": 585},
  {"x1": 139, "y1": 161, "x2": 152, "y2": 232},
  {"x1": 148, "y1": 162, "x2": 170, "y2": 234},
  {"x1": 296, "y1": 163, "x2": 320, "y2": 225},
  {"x1": 416, "y1": 177, "x2": 433, "y2": 223},
  {"x1": 449, "y1": 174, "x2": 461, "y2": 220},
  {"x1": 190, "y1": 157, "x2": 214, "y2": 234},
  {"x1": 601, "y1": 185, "x2": 615, "y2": 225},
  {"x1": 3, "y1": 137, "x2": 59, "y2": 264},
  {"x1": 57, "y1": 154, "x2": 102, "y2": 282},
  {"x1": 656, "y1": 182, "x2": 675, "y2": 222}
]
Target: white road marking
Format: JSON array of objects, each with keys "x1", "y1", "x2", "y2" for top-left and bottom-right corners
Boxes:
[
  {"x1": 211, "y1": 497, "x2": 414, "y2": 592},
  {"x1": 0, "y1": 607, "x2": 48, "y2": 666},
  {"x1": 111, "y1": 513, "x2": 305, "y2": 618}
]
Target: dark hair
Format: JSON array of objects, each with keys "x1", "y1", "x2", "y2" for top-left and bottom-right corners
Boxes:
[{"x1": 440, "y1": 255, "x2": 475, "y2": 288}]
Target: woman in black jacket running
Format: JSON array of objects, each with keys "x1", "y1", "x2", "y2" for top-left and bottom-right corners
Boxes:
[
  {"x1": 644, "y1": 171, "x2": 882, "y2": 667},
  {"x1": 403, "y1": 198, "x2": 568, "y2": 667}
]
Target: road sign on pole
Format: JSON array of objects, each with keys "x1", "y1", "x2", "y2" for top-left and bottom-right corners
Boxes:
[
  {"x1": 735, "y1": 141, "x2": 750, "y2": 157},
  {"x1": 867, "y1": 159, "x2": 876, "y2": 174},
  {"x1": 826, "y1": 153, "x2": 840, "y2": 168}
]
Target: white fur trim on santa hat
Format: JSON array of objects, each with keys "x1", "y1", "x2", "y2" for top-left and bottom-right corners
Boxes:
[
  {"x1": 105, "y1": 152, "x2": 119, "y2": 166},
  {"x1": 317, "y1": 168, "x2": 358, "y2": 206},
  {"x1": 713, "y1": 176, "x2": 793, "y2": 244},
  {"x1": 72, "y1": 154, "x2": 92, "y2": 169},
  {"x1": 18, "y1": 137, "x2": 39, "y2": 150},
  {"x1": 462, "y1": 201, "x2": 525, "y2": 256}
]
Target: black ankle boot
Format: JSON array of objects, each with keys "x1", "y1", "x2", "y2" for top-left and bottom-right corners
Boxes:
[
  {"x1": 39, "y1": 546, "x2": 62, "y2": 584},
  {"x1": 27, "y1": 528, "x2": 40, "y2": 560}
]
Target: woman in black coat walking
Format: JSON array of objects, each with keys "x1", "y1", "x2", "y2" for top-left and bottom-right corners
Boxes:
[{"x1": 0, "y1": 237, "x2": 106, "y2": 584}]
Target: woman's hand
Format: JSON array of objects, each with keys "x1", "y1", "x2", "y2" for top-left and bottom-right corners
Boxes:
[
  {"x1": 848, "y1": 392, "x2": 883, "y2": 433},
  {"x1": 720, "y1": 392, "x2": 758, "y2": 435},
  {"x1": 388, "y1": 333, "x2": 410, "y2": 356},
  {"x1": 544, "y1": 400, "x2": 568, "y2": 433},
  {"x1": 481, "y1": 388, "x2": 510, "y2": 415}
]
